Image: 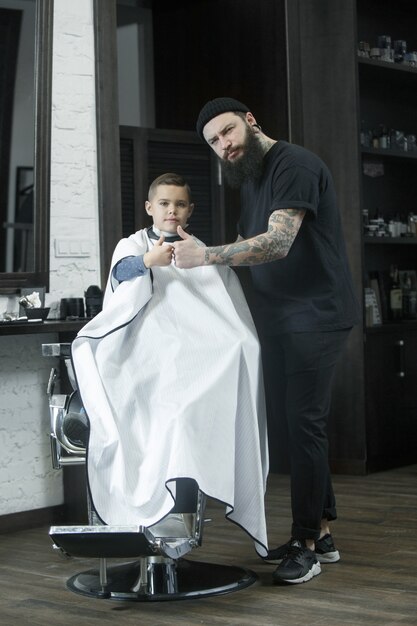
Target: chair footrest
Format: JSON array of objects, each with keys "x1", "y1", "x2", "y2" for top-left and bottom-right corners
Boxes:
[{"x1": 50, "y1": 524, "x2": 195, "y2": 559}]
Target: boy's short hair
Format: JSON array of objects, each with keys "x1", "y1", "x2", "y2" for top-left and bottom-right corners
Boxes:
[{"x1": 148, "y1": 173, "x2": 192, "y2": 203}]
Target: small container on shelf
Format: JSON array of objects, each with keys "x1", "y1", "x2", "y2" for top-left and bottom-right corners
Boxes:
[
  {"x1": 378, "y1": 35, "x2": 393, "y2": 63},
  {"x1": 390, "y1": 129, "x2": 405, "y2": 150},
  {"x1": 25, "y1": 307, "x2": 50, "y2": 321},
  {"x1": 404, "y1": 51, "x2": 417, "y2": 66},
  {"x1": 408, "y1": 213, "x2": 417, "y2": 236},
  {"x1": 370, "y1": 47, "x2": 381, "y2": 61},
  {"x1": 377, "y1": 35, "x2": 391, "y2": 49},
  {"x1": 401, "y1": 272, "x2": 417, "y2": 319},
  {"x1": 388, "y1": 220, "x2": 399, "y2": 237},
  {"x1": 406, "y1": 134, "x2": 416, "y2": 152},
  {"x1": 360, "y1": 120, "x2": 372, "y2": 148},
  {"x1": 389, "y1": 265, "x2": 403, "y2": 320},
  {"x1": 393, "y1": 40, "x2": 407, "y2": 63},
  {"x1": 358, "y1": 41, "x2": 370, "y2": 57},
  {"x1": 379, "y1": 125, "x2": 389, "y2": 149}
]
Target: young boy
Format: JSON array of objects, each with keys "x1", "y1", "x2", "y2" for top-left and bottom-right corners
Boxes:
[
  {"x1": 112, "y1": 173, "x2": 193, "y2": 285},
  {"x1": 71, "y1": 173, "x2": 269, "y2": 556}
]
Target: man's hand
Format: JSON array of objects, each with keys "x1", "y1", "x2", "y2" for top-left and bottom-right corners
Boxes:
[
  {"x1": 144, "y1": 235, "x2": 173, "y2": 268},
  {"x1": 172, "y1": 226, "x2": 206, "y2": 268}
]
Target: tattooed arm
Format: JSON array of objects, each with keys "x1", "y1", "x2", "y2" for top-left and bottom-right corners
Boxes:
[{"x1": 172, "y1": 209, "x2": 305, "y2": 269}]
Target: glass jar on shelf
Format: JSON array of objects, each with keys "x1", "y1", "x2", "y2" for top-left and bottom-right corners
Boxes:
[
  {"x1": 394, "y1": 39, "x2": 407, "y2": 63},
  {"x1": 358, "y1": 41, "x2": 370, "y2": 57},
  {"x1": 389, "y1": 265, "x2": 403, "y2": 320}
]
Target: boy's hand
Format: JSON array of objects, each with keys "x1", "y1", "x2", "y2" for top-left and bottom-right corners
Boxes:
[
  {"x1": 172, "y1": 226, "x2": 206, "y2": 268},
  {"x1": 144, "y1": 235, "x2": 174, "y2": 268}
]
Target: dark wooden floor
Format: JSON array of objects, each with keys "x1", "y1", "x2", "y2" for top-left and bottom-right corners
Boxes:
[{"x1": 0, "y1": 465, "x2": 416, "y2": 626}]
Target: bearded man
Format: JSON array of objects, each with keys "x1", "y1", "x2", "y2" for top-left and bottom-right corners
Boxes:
[{"x1": 172, "y1": 97, "x2": 359, "y2": 585}]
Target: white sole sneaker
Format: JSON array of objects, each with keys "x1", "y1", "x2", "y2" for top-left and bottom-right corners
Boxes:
[
  {"x1": 316, "y1": 549, "x2": 340, "y2": 563},
  {"x1": 279, "y1": 561, "x2": 322, "y2": 584}
]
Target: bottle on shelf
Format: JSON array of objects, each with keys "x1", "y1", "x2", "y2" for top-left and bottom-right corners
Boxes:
[
  {"x1": 402, "y1": 272, "x2": 417, "y2": 319},
  {"x1": 408, "y1": 212, "x2": 417, "y2": 237},
  {"x1": 389, "y1": 265, "x2": 403, "y2": 320},
  {"x1": 372, "y1": 127, "x2": 381, "y2": 149},
  {"x1": 393, "y1": 39, "x2": 407, "y2": 63},
  {"x1": 360, "y1": 120, "x2": 371, "y2": 148},
  {"x1": 358, "y1": 41, "x2": 370, "y2": 58},
  {"x1": 379, "y1": 124, "x2": 389, "y2": 149}
]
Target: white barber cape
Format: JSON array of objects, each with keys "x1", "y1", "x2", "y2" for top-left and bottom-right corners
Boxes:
[{"x1": 72, "y1": 229, "x2": 269, "y2": 556}]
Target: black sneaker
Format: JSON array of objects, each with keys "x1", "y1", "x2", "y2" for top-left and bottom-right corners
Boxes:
[
  {"x1": 315, "y1": 533, "x2": 340, "y2": 563},
  {"x1": 263, "y1": 533, "x2": 340, "y2": 564},
  {"x1": 262, "y1": 540, "x2": 292, "y2": 564},
  {"x1": 272, "y1": 539, "x2": 321, "y2": 585}
]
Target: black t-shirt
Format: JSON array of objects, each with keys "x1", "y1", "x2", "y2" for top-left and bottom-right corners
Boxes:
[{"x1": 238, "y1": 140, "x2": 360, "y2": 334}]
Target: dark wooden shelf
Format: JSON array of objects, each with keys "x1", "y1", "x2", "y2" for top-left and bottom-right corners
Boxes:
[
  {"x1": 358, "y1": 56, "x2": 417, "y2": 76},
  {"x1": 364, "y1": 236, "x2": 417, "y2": 244},
  {"x1": 366, "y1": 320, "x2": 417, "y2": 333},
  {"x1": 361, "y1": 147, "x2": 417, "y2": 160},
  {"x1": 0, "y1": 319, "x2": 88, "y2": 337}
]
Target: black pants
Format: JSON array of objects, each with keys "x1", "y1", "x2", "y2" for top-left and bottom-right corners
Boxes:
[{"x1": 260, "y1": 329, "x2": 351, "y2": 541}]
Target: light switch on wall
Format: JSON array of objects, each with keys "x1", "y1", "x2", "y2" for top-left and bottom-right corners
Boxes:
[{"x1": 54, "y1": 238, "x2": 91, "y2": 257}]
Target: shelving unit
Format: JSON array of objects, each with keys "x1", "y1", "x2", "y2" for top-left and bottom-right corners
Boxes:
[
  {"x1": 287, "y1": 0, "x2": 417, "y2": 473},
  {"x1": 356, "y1": 0, "x2": 417, "y2": 470}
]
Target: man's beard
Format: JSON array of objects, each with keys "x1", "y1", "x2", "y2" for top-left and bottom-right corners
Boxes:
[{"x1": 220, "y1": 126, "x2": 266, "y2": 188}]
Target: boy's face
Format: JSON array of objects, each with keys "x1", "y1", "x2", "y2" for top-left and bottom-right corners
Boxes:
[{"x1": 145, "y1": 185, "x2": 194, "y2": 234}]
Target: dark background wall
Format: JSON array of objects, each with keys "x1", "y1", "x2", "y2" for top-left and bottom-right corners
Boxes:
[
  {"x1": 151, "y1": 0, "x2": 290, "y2": 246},
  {"x1": 152, "y1": 0, "x2": 289, "y2": 141}
]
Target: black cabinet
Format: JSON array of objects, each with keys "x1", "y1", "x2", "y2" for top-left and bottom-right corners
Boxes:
[{"x1": 365, "y1": 326, "x2": 417, "y2": 471}]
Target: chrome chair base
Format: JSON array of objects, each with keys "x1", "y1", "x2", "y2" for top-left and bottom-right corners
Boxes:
[{"x1": 66, "y1": 558, "x2": 257, "y2": 601}]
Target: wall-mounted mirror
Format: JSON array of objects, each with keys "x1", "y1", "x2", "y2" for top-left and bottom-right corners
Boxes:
[{"x1": 0, "y1": 0, "x2": 52, "y2": 292}]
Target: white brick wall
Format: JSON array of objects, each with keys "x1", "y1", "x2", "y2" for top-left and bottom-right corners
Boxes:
[
  {"x1": 0, "y1": 0, "x2": 99, "y2": 516},
  {"x1": 0, "y1": 334, "x2": 63, "y2": 514},
  {"x1": 49, "y1": 0, "x2": 100, "y2": 302}
]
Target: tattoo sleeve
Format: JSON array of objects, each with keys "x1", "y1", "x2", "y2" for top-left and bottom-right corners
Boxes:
[{"x1": 204, "y1": 209, "x2": 305, "y2": 266}]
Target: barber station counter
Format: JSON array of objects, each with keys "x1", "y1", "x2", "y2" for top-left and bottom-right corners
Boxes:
[
  {"x1": 0, "y1": 319, "x2": 88, "y2": 527},
  {"x1": 0, "y1": 319, "x2": 87, "y2": 337}
]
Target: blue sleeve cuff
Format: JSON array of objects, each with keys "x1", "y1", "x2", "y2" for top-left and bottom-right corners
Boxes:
[{"x1": 113, "y1": 255, "x2": 148, "y2": 283}]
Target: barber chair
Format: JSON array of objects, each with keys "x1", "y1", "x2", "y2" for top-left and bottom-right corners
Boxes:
[{"x1": 43, "y1": 343, "x2": 257, "y2": 601}]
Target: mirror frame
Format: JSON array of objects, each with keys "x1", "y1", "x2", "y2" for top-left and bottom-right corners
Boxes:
[
  {"x1": 0, "y1": 0, "x2": 53, "y2": 293},
  {"x1": 93, "y1": 0, "x2": 122, "y2": 287}
]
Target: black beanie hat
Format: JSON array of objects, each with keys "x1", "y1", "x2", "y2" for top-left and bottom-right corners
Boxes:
[{"x1": 196, "y1": 97, "x2": 250, "y2": 141}]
